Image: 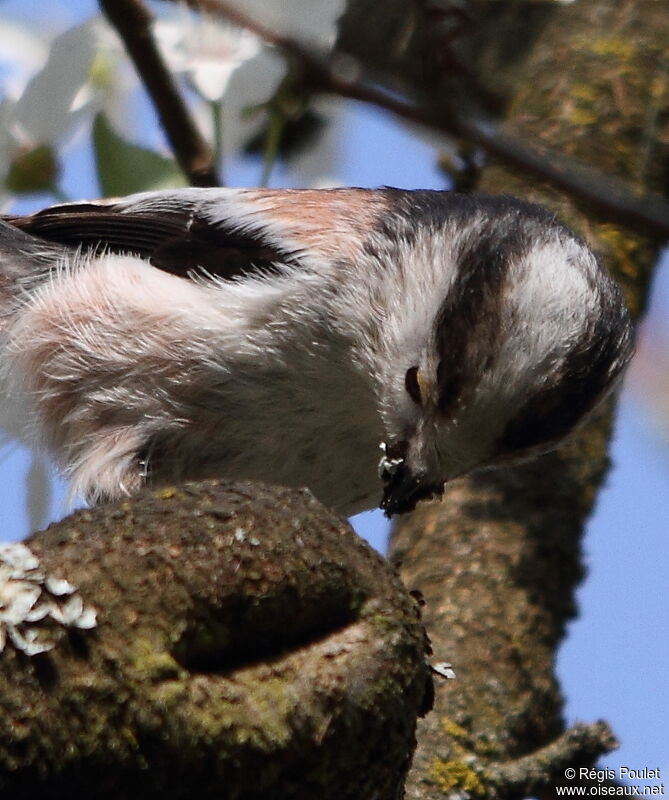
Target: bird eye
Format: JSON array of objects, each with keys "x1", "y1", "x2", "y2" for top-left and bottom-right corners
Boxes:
[{"x1": 405, "y1": 366, "x2": 423, "y2": 405}]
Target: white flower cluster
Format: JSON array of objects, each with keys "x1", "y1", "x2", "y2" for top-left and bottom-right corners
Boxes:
[{"x1": 0, "y1": 542, "x2": 97, "y2": 657}]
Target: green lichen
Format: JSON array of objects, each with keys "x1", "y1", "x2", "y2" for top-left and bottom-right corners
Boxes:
[
  {"x1": 186, "y1": 673, "x2": 294, "y2": 752},
  {"x1": 151, "y1": 680, "x2": 188, "y2": 708},
  {"x1": 128, "y1": 638, "x2": 183, "y2": 682}
]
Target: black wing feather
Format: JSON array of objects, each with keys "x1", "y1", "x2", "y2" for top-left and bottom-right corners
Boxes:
[{"x1": 6, "y1": 202, "x2": 288, "y2": 282}]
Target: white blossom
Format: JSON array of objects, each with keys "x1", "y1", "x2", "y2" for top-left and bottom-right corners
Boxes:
[
  {"x1": 152, "y1": 1, "x2": 344, "y2": 159},
  {"x1": 0, "y1": 542, "x2": 97, "y2": 657},
  {"x1": 0, "y1": 19, "x2": 98, "y2": 203},
  {"x1": 155, "y1": 11, "x2": 261, "y2": 103}
]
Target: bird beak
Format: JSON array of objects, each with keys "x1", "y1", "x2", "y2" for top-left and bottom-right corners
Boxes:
[{"x1": 378, "y1": 442, "x2": 444, "y2": 516}]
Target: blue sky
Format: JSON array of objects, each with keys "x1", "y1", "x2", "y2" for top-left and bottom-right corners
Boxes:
[{"x1": 0, "y1": 0, "x2": 667, "y2": 788}]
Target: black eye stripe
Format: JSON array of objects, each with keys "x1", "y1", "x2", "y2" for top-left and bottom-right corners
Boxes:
[
  {"x1": 435, "y1": 366, "x2": 466, "y2": 417},
  {"x1": 497, "y1": 313, "x2": 632, "y2": 455},
  {"x1": 405, "y1": 366, "x2": 422, "y2": 404}
]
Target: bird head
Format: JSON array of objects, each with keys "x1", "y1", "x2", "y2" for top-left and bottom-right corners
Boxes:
[{"x1": 374, "y1": 195, "x2": 633, "y2": 515}]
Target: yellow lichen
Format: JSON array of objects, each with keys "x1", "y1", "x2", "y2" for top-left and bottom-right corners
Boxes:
[
  {"x1": 440, "y1": 717, "x2": 469, "y2": 741},
  {"x1": 120, "y1": 726, "x2": 139, "y2": 749},
  {"x1": 571, "y1": 83, "x2": 599, "y2": 103},
  {"x1": 568, "y1": 108, "x2": 598, "y2": 126},
  {"x1": 430, "y1": 758, "x2": 486, "y2": 796},
  {"x1": 649, "y1": 73, "x2": 668, "y2": 101},
  {"x1": 594, "y1": 224, "x2": 652, "y2": 317},
  {"x1": 589, "y1": 36, "x2": 635, "y2": 61}
]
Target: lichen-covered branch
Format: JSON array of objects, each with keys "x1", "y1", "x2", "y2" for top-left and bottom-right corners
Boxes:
[
  {"x1": 381, "y1": 2, "x2": 666, "y2": 798},
  {"x1": 427, "y1": 720, "x2": 618, "y2": 799},
  {"x1": 484, "y1": 722, "x2": 618, "y2": 799},
  {"x1": 0, "y1": 481, "x2": 430, "y2": 800}
]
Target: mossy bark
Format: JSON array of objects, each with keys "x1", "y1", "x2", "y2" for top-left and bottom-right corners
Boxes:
[
  {"x1": 0, "y1": 481, "x2": 431, "y2": 799},
  {"x1": 3, "y1": 2, "x2": 667, "y2": 798},
  {"x1": 377, "y1": 2, "x2": 667, "y2": 797}
]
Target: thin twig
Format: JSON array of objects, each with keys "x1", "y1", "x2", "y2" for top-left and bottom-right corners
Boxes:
[
  {"x1": 191, "y1": 0, "x2": 669, "y2": 241},
  {"x1": 100, "y1": 0, "x2": 220, "y2": 187}
]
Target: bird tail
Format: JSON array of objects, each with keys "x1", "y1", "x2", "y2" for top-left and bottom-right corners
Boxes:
[{"x1": 0, "y1": 220, "x2": 64, "y2": 327}]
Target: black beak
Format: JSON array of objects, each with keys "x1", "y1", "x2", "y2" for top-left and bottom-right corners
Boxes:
[{"x1": 380, "y1": 462, "x2": 444, "y2": 517}]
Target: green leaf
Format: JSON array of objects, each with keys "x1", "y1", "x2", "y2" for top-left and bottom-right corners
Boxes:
[
  {"x1": 5, "y1": 145, "x2": 59, "y2": 194},
  {"x1": 92, "y1": 113, "x2": 186, "y2": 196}
]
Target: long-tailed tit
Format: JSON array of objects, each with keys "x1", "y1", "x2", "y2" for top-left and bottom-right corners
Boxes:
[{"x1": 0, "y1": 188, "x2": 632, "y2": 516}]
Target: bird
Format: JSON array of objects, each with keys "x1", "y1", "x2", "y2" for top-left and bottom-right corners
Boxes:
[{"x1": 0, "y1": 187, "x2": 633, "y2": 517}]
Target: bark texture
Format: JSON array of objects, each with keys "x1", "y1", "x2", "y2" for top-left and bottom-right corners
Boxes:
[
  {"x1": 343, "y1": 1, "x2": 667, "y2": 796},
  {"x1": 0, "y1": 481, "x2": 431, "y2": 800},
  {"x1": 2, "y1": 2, "x2": 667, "y2": 798},
  {"x1": 400, "y1": 3, "x2": 664, "y2": 797}
]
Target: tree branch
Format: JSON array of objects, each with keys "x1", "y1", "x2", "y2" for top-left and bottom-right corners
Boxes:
[
  {"x1": 388, "y1": 1, "x2": 665, "y2": 796},
  {"x1": 187, "y1": 0, "x2": 669, "y2": 241},
  {"x1": 427, "y1": 720, "x2": 618, "y2": 799},
  {"x1": 0, "y1": 481, "x2": 430, "y2": 799},
  {"x1": 100, "y1": 0, "x2": 220, "y2": 187},
  {"x1": 485, "y1": 721, "x2": 618, "y2": 798}
]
